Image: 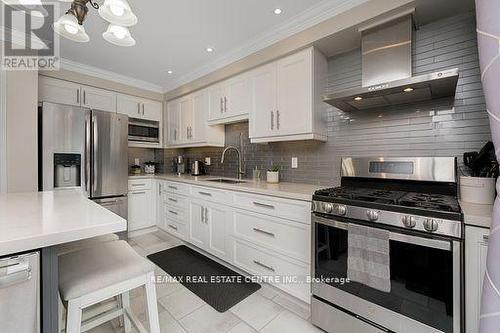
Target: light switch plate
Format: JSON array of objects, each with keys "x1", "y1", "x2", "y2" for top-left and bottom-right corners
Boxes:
[
  {"x1": 292, "y1": 157, "x2": 298, "y2": 169},
  {"x1": 205, "y1": 157, "x2": 211, "y2": 166}
]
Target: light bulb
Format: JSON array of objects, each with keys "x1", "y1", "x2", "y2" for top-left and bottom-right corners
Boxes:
[{"x1": 109, "y1": 4, "x2": 124, "y2": 16}]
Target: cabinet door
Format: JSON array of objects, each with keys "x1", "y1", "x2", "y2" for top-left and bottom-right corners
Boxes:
[
  {"x1": 117, "y1": 94, "x2": 142, "y2": 118},
  {"x1": 276, "y1": 48, "x2": 312, "y2": 136},
  {"x1": 225, "y1": 74, "x2": 250, "y2": 118},
  {"x1": 192, "y1": 90, "x2": 208, "y2": 143},
  {"x1": 466, "y1": 226, "x2": 490, "y2": 333},
  {"x1": 128, "y1": 189, "x2": 153, "y2": 231},
  {"x1": 142, "y1": 99, "x2": 163, "y2": 122},
  {"x1": 166, "y1": 99, "x2": 181, "y2": 145},
  {"x1": 249, "y1": 63, "x2": 277, "y2": 138},
  {"x1": 39, "y1": 76, "x2": 81, "y2": 106},
  {"x1": 189, "y1": 201, "x2": 209, "y2": 249},
  {"x1": 208, "y1": 83, "x2": 226, "y2": 121},
  {"x1": 206, "y1": 202, "x2": 229, "y2": 260},
  {"x1": 179, "y1": 96, "x2": 194, "y2": 143},
  {"x1": 81, "y1": 85, "x2": 116, "y2": 112}
]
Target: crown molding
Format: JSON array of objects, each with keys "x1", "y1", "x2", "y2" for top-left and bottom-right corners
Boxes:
[
  {"x1": 162, "y1": 0, "x2": 369, "y2": 92},
  {"x1": 59, "y1": 58, "x2": 164, "y2": 93}
]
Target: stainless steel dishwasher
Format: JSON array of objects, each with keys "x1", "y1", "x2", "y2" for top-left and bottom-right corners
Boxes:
[{"x1": 0, "y1": 251, "x2": 40, "y2": 333}]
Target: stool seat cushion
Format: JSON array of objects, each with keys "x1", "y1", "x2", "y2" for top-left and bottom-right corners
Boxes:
[{"x1": 59, "y1": 240, "x2": 155, "y2": 301}]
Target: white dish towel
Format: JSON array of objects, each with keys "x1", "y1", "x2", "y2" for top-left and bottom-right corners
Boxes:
[{"x1": 347, "y1": 223, "x2": 391, "y2": 293}]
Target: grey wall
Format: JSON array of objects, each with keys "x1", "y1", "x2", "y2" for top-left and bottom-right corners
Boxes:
[{"x1": 153, "y1": 12, "x2": 490, "y2": 186}]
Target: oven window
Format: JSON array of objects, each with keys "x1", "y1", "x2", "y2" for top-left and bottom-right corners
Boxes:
[{"x1": 315, "y1": 222, "x2": 454, "y2": 333}]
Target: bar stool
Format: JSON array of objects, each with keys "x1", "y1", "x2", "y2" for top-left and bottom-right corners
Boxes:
[{"x1": 59, "y1": 240, "x2": 160, "y2": 333}]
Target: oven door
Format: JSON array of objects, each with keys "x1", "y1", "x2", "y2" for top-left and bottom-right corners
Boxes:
[{"x1": 311, "y1": 213, "x2": 462, "y2": 333}]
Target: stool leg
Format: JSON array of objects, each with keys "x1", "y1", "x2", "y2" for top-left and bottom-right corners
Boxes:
[
  {"x1": 121, "y1": 292, "x2": 132, "y2": 333},
  {"x1": 144, "y1": 272, "x2": 160, "y2": 333},
  {"x1": 66, "y1": 299, "x2": 82, "y2": 333}
]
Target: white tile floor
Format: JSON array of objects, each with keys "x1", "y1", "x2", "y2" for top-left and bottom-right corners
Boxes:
[{"x1": 86, "y1": 230, "x2": 322, "y2": 333}]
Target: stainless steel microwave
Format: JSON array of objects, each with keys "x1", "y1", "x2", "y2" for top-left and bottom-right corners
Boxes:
[{"x1": 128, "y1": 119, "x2": 160, "y2": 143}]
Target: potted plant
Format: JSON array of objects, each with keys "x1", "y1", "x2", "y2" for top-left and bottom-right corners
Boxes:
[{"x1": 267, "y1": 164, "x2": 280, "y2": 184}]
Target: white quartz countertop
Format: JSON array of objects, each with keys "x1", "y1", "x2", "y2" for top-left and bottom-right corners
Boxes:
[
  {"x1": 0, "y1": 190, "x2": 126, "y2": 256},
  {"x1": 129, "y1": 173, "x2": 320, "y2": 201},
  {"x1": 460, "y1": 200, "x2": 494, "y2": 229}
]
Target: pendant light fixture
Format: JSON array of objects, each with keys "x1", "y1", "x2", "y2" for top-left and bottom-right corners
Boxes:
[{"x1": 52, "y1": 0, "x2": 137, "y2": 46}]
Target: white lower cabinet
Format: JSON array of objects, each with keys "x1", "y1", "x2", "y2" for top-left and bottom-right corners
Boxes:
[
  {"x1": 128, "y1": 188, "x2": 154, "y2": 231},
  {"x1": 465, "y1": 225, "x2": 490, "y2": 333},
  {"x1": 153, "y1": 178, "x2": 312, "y2": 303}
]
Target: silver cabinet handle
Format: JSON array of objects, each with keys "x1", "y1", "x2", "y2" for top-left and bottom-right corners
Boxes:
[
  {"x1": 252, "y1": 201, "x2": 275, "y2": 209},
  {"x1": 204, "y1": 207, "x2": 208, "y2": 223},
  {"x1": 77, "y1": 88, "x2": 80, "y2": 104},
  {"x1": 168, "y1": 224, "x2": 178, "y2": 231},
  {"x1": 130, "y1": 191, "x2": 146, "y2": 195},
  {"x1": 198, "y1": 191, "x2": 212, "y2": 197},
  {"x1": 137, "y1": 103, "x2": 141, "y2": 114},
  {"x1": 224, "y1": 96, "x2": 228, "y2": 113},
  {"x1": 158, "y1": 184, "x2": 162, "y2": 195},
  {"x1": 131, "y1": 183, "x2": 146, "y2": 187},
  {"x1": 201, "y1": 206, "x2": 204, "y2": 223},
  {"x1": 186, "y1": 126, "x2": 189, "y2": 139},
  {"x1": 168, "y1": 198, "x2": 178, "y2": 203},
  {"x1": 253, "y1": 260, "x2": 275, "y2": 272},
  {"x1": 253, "y1": 228, "x2": 275, "y2": 237},
  {"x1": 174, "y1": 128, "x2": 177, "y2": 141},
  {"x1": 142, "y1": 103, "x2": 145, "y2": 115},
  {"x1": 270, "y1": 111, "x2": 274, "y2": 130},
  {"x1": 83, "y1": 90, "x2": 86, "y2": 105},
  {"x1": 168, "y1": 185, "x2": 178, "y2": 190},
  {"x1": 168, "y1": 210, "x2": 178, "y2": 215},
  {"x1": 276, "y1": 110, "x2": 280, "y2": 130},
  {"x1": 483, "y1": 235, "x2": 489, "y2": 242},
  {"x1": 220, "y1": 97, "x2": 223, "y2": 113}
]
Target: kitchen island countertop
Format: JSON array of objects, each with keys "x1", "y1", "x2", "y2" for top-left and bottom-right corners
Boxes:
[{"x1": 0, "y1": 189, "x2": 126, "y2": 256}]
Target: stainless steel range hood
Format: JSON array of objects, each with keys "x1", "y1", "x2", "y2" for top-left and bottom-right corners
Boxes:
[{"x1": 323, "y1": 14, "x2": 459, "y2": 112}]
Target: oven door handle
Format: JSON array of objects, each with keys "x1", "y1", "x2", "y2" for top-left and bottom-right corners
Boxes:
[{"x1": 313, "y1": 214, "x2": 452, "y2": 251}]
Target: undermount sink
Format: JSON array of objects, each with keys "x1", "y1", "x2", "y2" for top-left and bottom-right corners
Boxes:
[{"x1": 205, "y1": 178, "x2": 246, "y2": 184}]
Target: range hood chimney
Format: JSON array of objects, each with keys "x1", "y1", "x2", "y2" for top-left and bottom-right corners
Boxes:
[{"x1": 323, "y1": 12, "x2": 459, "y2": 112}]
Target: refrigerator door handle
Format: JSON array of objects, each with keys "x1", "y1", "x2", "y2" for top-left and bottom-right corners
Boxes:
[
  {"x1": 84, "y1": 111, "x2": 91, "y2": 196},
  {"x1": 92, "y1": 115, "x2": 98, "y2": 196}
]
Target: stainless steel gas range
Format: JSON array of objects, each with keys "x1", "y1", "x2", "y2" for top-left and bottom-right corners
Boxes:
[{"x1": 311, "y1": 157, "x2": 463, "y2": 333}]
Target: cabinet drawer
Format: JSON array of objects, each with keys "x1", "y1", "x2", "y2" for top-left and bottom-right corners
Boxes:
[
  {"x1": 128, "y1": 179, "x2": 152, "y2": 191},
  {"x1": 165, "y1": 206, "x2": 187, "y2": 224},
  {"x1": 191, "y1": 185, "x2": 230, "y2": 203},
  {"x1": 232, "y1": 192, "x2": 310, "y2": 223},
  {"x1": 164, "y1": 193, "x2": 189, "y2": 210},
  {"x1": 233, "y1": 240, "x2": 309, "y2": 302},
  {"x1": 232, "y1": 209, "x2": 310, "y2": 263},
  {"x1": 164, "y1": 181, "x2": 190, "y2": 196},
  {"x1": 164, "y1": 218, "x2": 187, "y2": 240}
]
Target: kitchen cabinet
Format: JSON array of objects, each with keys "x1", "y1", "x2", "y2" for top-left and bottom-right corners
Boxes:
[
  {"x1": 116, "y1": 93, "x2": 162, "y2": 122},
  {"x1": 189, "y1": 200, "x2": 209, "y2": 249},
  {"x1": 465, "y1": 225, "x2": 490, "y2": 333},
  {"x1": 39, "y1": 77, "x2": 115, "y2": 112},
  {"x1": 128, "y1": 179, "x2": 155, "y2": 231},
  {"x1": 249, "y1": 47, "x2": 327, "y2": 143},
  {"x1": 208, "y1": 74, "x2": 250, "y2": 125},
  {"x1": 165, "y1": 90, "x2": 225, "y2": 148}
]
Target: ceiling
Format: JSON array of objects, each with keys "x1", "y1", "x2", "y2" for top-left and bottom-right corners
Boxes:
[{"x1": 58, "y1": 0, "x2": 475, "y2": 93}]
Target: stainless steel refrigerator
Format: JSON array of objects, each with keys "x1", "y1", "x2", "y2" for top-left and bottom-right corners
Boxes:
[{"x1": 39, "y1": 102, "x2": 129, "y2": 237}]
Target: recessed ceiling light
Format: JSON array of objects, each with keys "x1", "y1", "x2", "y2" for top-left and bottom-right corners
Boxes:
[
  {"x1": 206, "y1": 47, "x2": 214, "y2": 53},
  {"x1": 354, "y1": 96, "x2": 363, "y2": 101},
  {"x1": 167, "y1": 70, "x2": 173, "y2": 74},
  {"x1": 274, "y1": 8, "x2": 283, "y2": 15},
  {"x1": 403, "y1": 87, "x2": 414, "y2": 92}
]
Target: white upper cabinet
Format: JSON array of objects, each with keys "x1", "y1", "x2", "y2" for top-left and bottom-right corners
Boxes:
[
  {"x1": 249, "y1": 47, "x2": 327, "y2": 143},
  {"x1": 81, "y1": 85, "x2": 116, "y2": 112},
  {"x1": 116, "y1": 93, "x2": 162, "y2": 122},
  {"x1": 39, "y1": 76, "x2": 81, "y2": 107},
  {"x1": 166, "y1": 89, "x2": 225, "y2": 148},
  {"x1": 208, "y1": 74, "x2": 250, "y2": 124}
]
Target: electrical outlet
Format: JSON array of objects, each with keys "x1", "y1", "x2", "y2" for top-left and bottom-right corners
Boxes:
[
  {"x1": 292, "y1": 157, "x2": 298, "y2": 169},
  {"x1": 134, "y1": 158, "x2": 140, "y2": 165},
  {"x1": 205, "y1": 157, "x2": 211, "y2": 166}
]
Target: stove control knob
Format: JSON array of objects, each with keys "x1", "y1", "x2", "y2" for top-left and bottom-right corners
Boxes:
[
  {"x1": 366, "y1": 210, "x2": 379, "y2": 221},
  {"x1": 333, "y1": 204, "x2": 347, "y2": 216},
  {"x1": 324, "y1": 203, "x2": 334, "y2": 213},
  {"x1": 401, "y1": 216, "x2": 416, "y2": 228},
  {"x1": 423, "y1": 218, "x2": 439, "y2": 232}
]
